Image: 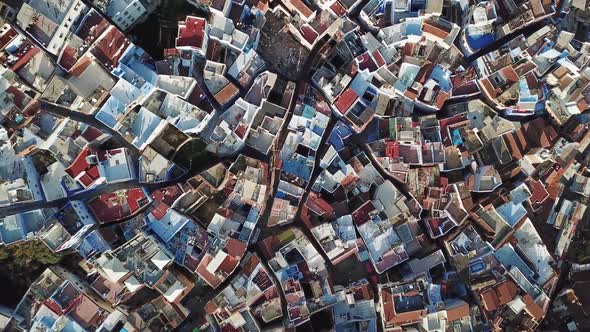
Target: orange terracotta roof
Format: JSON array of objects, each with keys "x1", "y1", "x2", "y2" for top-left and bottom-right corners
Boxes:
[
  {"x1": 215, "y1": 83, "x2": 239, "y2": 105},
  {"x1": 422, "y1": 22, "x2": 449, "y2": 39},
  {"x1": 500, "y1": 66, "x2": 519, "y2": 84},
  {"x1": 523, "y1": 294, "x2": 545, "y2": 321},
  {"x1": 446, "y1": 301, "x2": 470, "y2": 322},
  {"x1": 204, "y1": 300, "x2": 219, "y2": 315},
  {"x1": 480, "y1": 280, "x2": 519, "y2": 312},
  {"x1": 224, "y1": 237, "x2": 247, "y2": 258},
  {"x1": 11, "y1": 47, "x2": 39, "y2": 72},
  {"x1": 196, "y1": 254, "x2": 222, "y2": 288},
  {"x1": 504, "y1": 133, "x2": 523, "y2": 160}
]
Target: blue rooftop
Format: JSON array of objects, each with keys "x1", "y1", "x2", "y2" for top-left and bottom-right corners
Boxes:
[
  {"x1": 431, "y1": 66, "x2": 452, "y2": 92},
  {"x1": 518, "y1": 78, "x2": 538, "y2": 103},
  {"x1": 148, "y1": 209, "x2": 190, "y2": 243},
  {"x1": 451, "y1": 128, "x2": 464, "y2": 146},
  {"x1": 0, "y1": 216, "x2": 25, "y2": 245},
  {"x1": 466, "y1": 33, "x2": 495, "y2": 50},
  {"x1": 131, "y1": 108, "x2": 162, "y2": 148},
  {"x1": 302, "y1": 104, "x2": 316, "y2": 119},
  {"x1": 329, "y1": 121, "x2": 353, "y2": 151},
  {"x1": 494, "y1": 244, "x2": 535, "y2": 280},
  {"x1": 469, "y1": 259, "x2": 485, "y2": 274},
  {"x1": 282, "y1": 155, "x2": 313, "y2": 181},
  {"x1": 496, "y1": 201, "x2": 527, "y2": 228},
  {"x1": 405, "y1": 20, "x2": 423, "y2": 36},
  {"x1": 96, "y1": 96, "x2": 125, "y2": 128}
]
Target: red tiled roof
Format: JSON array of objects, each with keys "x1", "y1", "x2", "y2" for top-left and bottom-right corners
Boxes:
[
  {"x1": 372, "y1": 50, "x2": 385, "y2": 67},
  {"x1": 90, "y1": 27, "x2": 130, "y2": 69},
  {"x1": 452, "y1": 81, "x2": 480, "y2": 96},
  {"x1": 480, "y1": 280, "x2": 518, "y2": 312},
  {"x1": 69, "y1": 55, "x2": 92, "y2": 77},
  {"x1": 87, "y1": 166, "x2": 99, "y2": 179},
  {"x1": 88, "y1": 189, "x2": 145, "y2": 223},
  {"x1": 434, "y1": 90, "x2": 449, "y2": 109},
  {"x1": 66, "y1": 148, "x2": 91, "y2": 178},
  {"x1": 224, "y1": 237, "x2": 247, "y2": 258},
  {"x1": 176, "y1": 16, "x2": 206, "y2": 49},
  {"x1": 126, "y1": 188, "x2": 146, "y2": 213},
  {"x1": 214, "y1": 83, "x2": 239, "y2": 105},
  {"x1": 523, "y1": 117, "x2": 557, "y2": 148},
  {"x1": 241, "y1": 253, "x2": 261, "y2": 275},
  {"x1": 525, "y1": 72, "x2": 539, "y2": 90},
  {"x1": 76, "y1": 10, "x2": 110, "y2": 42},
  {"x1": 5, "y1": 86, "x2": 28, "y2": 109},
  {"x1": 204, "y1": 300, "x2": 219, "y2": 315},
  {"x1": 404, "y1": 89, "x2": 418, "y2": 100},
  {"x1": 79, "y1": 174, "x2": 94, "y2": 187},
  {"x1": 196, "y1": 254, "x2": 222, "y2": 288},
  {"x1": 0, "y1": 27, "x2": 17, "y2": 50},
  {"x1": 152, "y1": 185, "x2": 183, "y2": 205},
  {"x1": 577, "y1": 98, "x2": 588, "y2": 112},
  {"x1": 500, "y1": 65, "x2": 519, "y2": 84},
  {"x1": 43, "y1": 299, "x2": 64, "y2": 315},
  {"x1": 334, "y1": 88, "x2": 358, "y2": 114},
  {"x1": 163, "y1": 48, "x2": 179, "y2": 57},
  {"x1": 330, "y1": 1, "x2": 346, "y2": 16},
  {"x1": 300, "y1": 24, "x2": 318, "y2": 44},
  {"x1": 415, "y1": 61, "x2": 434, "y2": 84},
  {"x1": 59, "y1": 45, "x2": 78, "y2": 71},
  {"x1": 526, "y1": 178, "x2": 549, "y2": 205},
  {"x1": 352, "y1": 200, "x2": 375, "y2": 226},
  {"x1": 152, "y1": 202, "x2": 169, "y2": 221},
  {"x1": 81, "y1": 126, "x2": 103, "y2": 142},
  {"x1": 67, "y1": 295, "x2": 102, "y2": 329},
  {"x1": 11, "y1": 47, "x2": 39, "y2": 72},
  {"x1": 478, "y1": 78, "x2": 497, "y2": 98},
  {"x1": 522, "y1": 294, "x2": 545, "y2": 321},
  {"x1": 218, "y1": 254, "x2": 239, "y2": 274},
  {"x1": 381, "y1": 288, "x2": 426, "y2": 327},
  {"x1": 235, "y1": 122, "x2": 247, "y2": 138},
  {"x1": 357, "y1": 52, "x2": 377, "y2": 71},
  {"x1": 402, "y1": 42, "x2": 415, "y2": 56},
  {"x1": 305, "y1": 192, "x2": 334, "y2": 216},
  {"x1": 89, "y1": 193, "x2": 120, "y2": 217},
  {"x1": 451, "y1": 68, "x2": 477, "y2": 88},
  {"x1": 480, "y1": 289, "x2": 499, "y2": 311},
  {"x1": 422, "y1": 23, "x2": 449, "y2": 39},
  {"x1": 446, "y1": 301, "x2": 470, "y2": 321},
  {"x1": 386, "y1": 141, "x2": 400, "y2": 158}
]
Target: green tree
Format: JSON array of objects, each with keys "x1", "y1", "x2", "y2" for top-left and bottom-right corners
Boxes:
[
  {"x1": 0, "y1": 241, "x2": 62, "y2": 306},
  {"x1": 0, "y1": 241, "x2": 61, "y2": 276}
]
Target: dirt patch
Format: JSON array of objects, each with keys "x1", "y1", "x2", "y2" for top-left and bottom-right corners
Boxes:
[{"x1": 258, "y1": 10, "x2": 310, "y2": 81}]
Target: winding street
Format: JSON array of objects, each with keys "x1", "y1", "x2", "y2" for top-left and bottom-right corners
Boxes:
[
  {"x1": 0, "y1": 3, "x2": 569, "y2": 330},
  {"x1": 0, "y1": 100, "x2": 221, "y2": 218}
]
